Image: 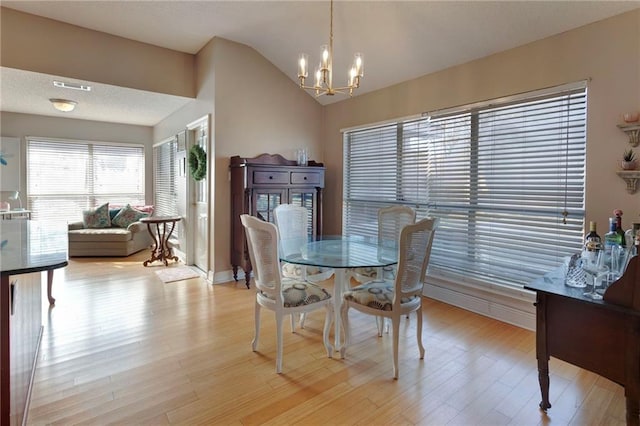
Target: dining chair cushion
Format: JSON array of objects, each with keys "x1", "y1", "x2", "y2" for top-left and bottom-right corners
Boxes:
[
  {"x1": 343, "y1": 281, "x2": 419, "y2": 311},
  {"x1": 281, "y1": 262, "x2": 334, "y2": 282},
  {"x1": 259, "y1": 278, "x2": 332, "y2": 307},
  {"x1": 349, "y1": 266, "x2": 396, "y2": 281}
]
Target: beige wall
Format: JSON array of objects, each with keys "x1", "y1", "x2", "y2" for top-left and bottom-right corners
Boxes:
[
  {"x1": 0, "y1": 112, "x2": 154, "y2": 200},
  {"x1": 0, "y1": 7, "x2": 195, "y2": 97},
  {"x1": 209, "y1": 38, "x2": 324, "y2": 274},
  {"x1": 323, "y1": 9, "x2": 640, "y2": 235},
  {"x1": 152, "y1": 36, "x2": 324, "y2": 276}
]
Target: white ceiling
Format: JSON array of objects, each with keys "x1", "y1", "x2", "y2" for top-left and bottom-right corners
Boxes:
[{"x1": 1, "y1": 1, "x2": 639, "y2": 126}]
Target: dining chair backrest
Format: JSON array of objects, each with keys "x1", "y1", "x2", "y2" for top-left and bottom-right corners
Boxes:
[
  {"x1": 273, "y1": 204, "x2": 309, "y2": 240},
  {"x1": 240, "y1": 214, "x2": 281, "y2": 300},
  {"x1": 378, "y1": 206, "x2": 416, "y2": 249},
  {"x1": 394, "y1": 217, "x2": 438, "y2": 305}
]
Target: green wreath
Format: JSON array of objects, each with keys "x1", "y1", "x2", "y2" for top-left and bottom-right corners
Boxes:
[{"x1": 188, "y1": 145, "x2": 207, "y2": 181}]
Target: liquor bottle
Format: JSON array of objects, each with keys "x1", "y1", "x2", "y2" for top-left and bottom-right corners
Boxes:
[
  {"x1": 584, "y1": 221, "x2": 602, "y2": 252},
  {"x1": 604, "y1": 217, "x2": 623, "y2": 256},
  {"x1": 615, "y1": 214, "x2": 626, "y2": 248}
]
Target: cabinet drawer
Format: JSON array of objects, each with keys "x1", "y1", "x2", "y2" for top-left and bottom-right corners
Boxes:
[
  {"x1": 291, "y1": 172, "x2": 322, "y2": 185},
  {"x1": 253, "y1": 171, "x2": 289, "y2": 184}
]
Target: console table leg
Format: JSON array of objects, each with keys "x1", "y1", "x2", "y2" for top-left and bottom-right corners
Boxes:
[
  {"x1": 535, "y1": 294, "x2": 551, "y2": 411},
  {"x1": 538, "y1": 360, "x2": 552, "y2": 410},
  {"x1": 626, "y1": 398, "x2": 639, "y2": 426},
  {"x1": 232, "y1": 266, "x2": 238, "y2": 281}
]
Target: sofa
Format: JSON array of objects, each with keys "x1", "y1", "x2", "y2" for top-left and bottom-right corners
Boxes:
[{"x1": 67, "y1": 203, "x2": 154, "y2": 257}]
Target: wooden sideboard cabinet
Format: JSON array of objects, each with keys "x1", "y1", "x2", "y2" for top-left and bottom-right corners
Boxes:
[{"x1": 230, "y1": 153, "x2": 325, "y2": 288}]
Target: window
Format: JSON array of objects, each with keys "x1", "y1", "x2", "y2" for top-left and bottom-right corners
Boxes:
[
  {"x1": 27, "y1": 138, "x2": 145, "y2": 222},
  {"x1": 343, "y1": 83, "x2": 587, "y2": 288},
  {"x1": 153, "y1": 138, "x2": 178, "y2": 218}
]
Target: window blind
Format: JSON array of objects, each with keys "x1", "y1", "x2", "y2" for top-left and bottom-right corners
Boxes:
[
  {"x1": 343, "y1": 84, "x2": 587, "y2": 288},
  {"x1": 153, "y1": 139, "x2": 178, "y2": 219},
  {"x1": 27, "y1": 138, "x2": 145, "y2": 222}
]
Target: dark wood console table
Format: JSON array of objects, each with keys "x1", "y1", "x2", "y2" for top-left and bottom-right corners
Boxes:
[
  {"x1": 0, "y1": 220, "x2": 68, "y2": 425},
  {"x1": 525, "y1": 255, "x2": 640, "y2": 425}
]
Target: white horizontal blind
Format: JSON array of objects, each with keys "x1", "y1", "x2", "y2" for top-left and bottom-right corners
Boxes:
[
  {"x1": 343, "y1": 85, "x2": 587, "y2": 288},
  {"x1": 27, "y1": 138, "x2": 145, "y2": 222},
  {"x1": 153, "y1": 139, "x2": 178, "y2": 218},
  {"x1": 152, "y1": 138, "x2": 184, "y2": 241}
]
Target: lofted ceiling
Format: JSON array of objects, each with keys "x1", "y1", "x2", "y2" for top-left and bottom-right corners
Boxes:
[{"x1": 1, "y1": 1, "x2": 639, "y2": 126}]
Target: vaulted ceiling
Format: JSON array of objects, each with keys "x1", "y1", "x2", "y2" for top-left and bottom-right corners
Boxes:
[{"x1": 1, "y1": 1, "x2": 638, "y2": 126}]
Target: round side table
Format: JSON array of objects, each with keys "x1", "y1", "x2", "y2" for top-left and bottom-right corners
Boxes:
[{"x1": 140, "y1": 216, "x2": 182, "y2": 266}]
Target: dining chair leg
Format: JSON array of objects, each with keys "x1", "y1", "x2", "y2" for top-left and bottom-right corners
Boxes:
[
  {"x1": 276, "y1": 313, "x2": 284, "y2": 374},
  {"x1": 299, "y1": 313, "x2": 306, "y2": 329},
  {"x1": 392, "y1": 315, "x2": 400, "y2": 380},
  {"x1": 376, "y1": 316, "x2": 383, "y2": 336},
  {"x1": 417, "y1": 308, "x2": 425, "y2": 359},
  {"x1": 340, "y1": 303, "x2": 350, "y2": 358},
  {"x1": 323, "y1": 306, "x2": 334, "y2": 358},
  {"x1": 252, "y1": 301, "x2": 260, "y2": 351}
]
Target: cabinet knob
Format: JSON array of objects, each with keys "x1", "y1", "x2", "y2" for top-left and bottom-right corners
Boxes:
[
  {"x1": 269, "y1": 176, "x2": 273, "y2": 180},
  {"x1": 303, "y1": 176, "x2": 307, "y2": 180}
]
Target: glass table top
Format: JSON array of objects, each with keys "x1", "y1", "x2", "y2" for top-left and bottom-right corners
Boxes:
[
  {"x1": 279, "y1": 235, "x2": 398, "y2": 269},
  {"x1": 0, "y1": 220, "x2": 68, "y2": 276}
]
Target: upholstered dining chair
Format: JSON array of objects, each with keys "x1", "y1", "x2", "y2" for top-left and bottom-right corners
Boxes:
[
  {"x1": 349, "y1": 205, "x2": 417, "y2": 335},
  {"x1": 273, "y1": 204, "x2": 335, "y2": 330},
  {"x1": 240, "y1": 214, "x2": 334, "y2": 373},
  {"x1": 350, "y1": 205, "x2": 417, "y2": 284},
  {"x1": 273, "y1": 204, "x2": 334, "y2": 283},
  {"x1": 340, "y1": 217, "x2": 438, "y2": 379}
]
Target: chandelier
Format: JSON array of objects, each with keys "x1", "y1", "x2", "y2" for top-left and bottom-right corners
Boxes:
[{"x1": 297, "y1": 0, "x2": 363, "y2": 97}]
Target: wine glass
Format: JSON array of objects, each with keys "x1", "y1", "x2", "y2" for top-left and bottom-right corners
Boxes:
[{"x1": 581, "y1": 249, "x2": 608, "y2": 300}]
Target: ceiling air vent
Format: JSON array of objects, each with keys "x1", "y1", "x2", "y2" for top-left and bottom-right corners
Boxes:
[{"x1": 53, "y1": 80, "x2": 92, "y2": 91}]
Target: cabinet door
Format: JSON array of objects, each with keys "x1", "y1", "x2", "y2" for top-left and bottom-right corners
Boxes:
[
  {"x1": 252, "y1": 189, "x2": 286, "y2": 224},
  {"x1": 288, "y1": 189, "x2": 318, "y2": 236}
]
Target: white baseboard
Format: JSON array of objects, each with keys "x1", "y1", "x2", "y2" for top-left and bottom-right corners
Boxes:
[
  {"x1": 213, "y1": 269, "x2": 248, "y2": 285},
  {"x1": 423, "y1": 277, "x2": 536, "y2": 331}
]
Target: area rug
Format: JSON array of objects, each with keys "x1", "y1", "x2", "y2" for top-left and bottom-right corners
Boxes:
[{"x1": 155, "y1": 265, "x2": 201, "y2": 283}]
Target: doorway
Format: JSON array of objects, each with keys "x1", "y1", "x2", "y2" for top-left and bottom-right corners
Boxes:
[{"x1": 186, "y1": 116, "x2": 210, "y2": 275}]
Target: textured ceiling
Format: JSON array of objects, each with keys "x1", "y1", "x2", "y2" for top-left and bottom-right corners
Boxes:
[{"x1": 1, "y1": 1, "x2": 639, "y2": 126}]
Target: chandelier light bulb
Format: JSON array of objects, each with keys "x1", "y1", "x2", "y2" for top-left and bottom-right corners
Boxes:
[
  {"x1": 298, "y1": 54, "x2": 309, "y2": 78},
  {"x1": 354, "y1": 53, "x2": 364, "y2": 77},
  {"x1": 348, "y1": 67, "x2": 357, "y2": 87},
  {"x1": 321, "y1": 45, "x2": 330, "y2": 70}
]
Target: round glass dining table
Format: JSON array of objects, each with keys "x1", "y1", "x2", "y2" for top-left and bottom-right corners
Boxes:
[{"x1": 279, "y1": 235, "x2": 398, "y2": 349}]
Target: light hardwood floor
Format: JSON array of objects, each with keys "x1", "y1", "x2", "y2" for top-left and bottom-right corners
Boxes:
[{"x1": 27, "y1": 252, "x2": 625, "y2": 425}]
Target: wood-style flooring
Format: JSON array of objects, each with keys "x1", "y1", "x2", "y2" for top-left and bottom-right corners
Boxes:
[{"x1": 27, "y1": 252, "x2": 626, "y2": 425}]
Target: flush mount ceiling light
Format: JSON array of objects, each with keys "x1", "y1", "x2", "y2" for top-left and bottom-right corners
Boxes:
[
  {"x1": 53, "y1": 80, "x2": 91, "y2": 91},
  {"x1": 49, "y1": 98, "x2": 77, "y2": 112},
  {"x1": 297, "y1": 0, "x2": 363, "y2": 97}
]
